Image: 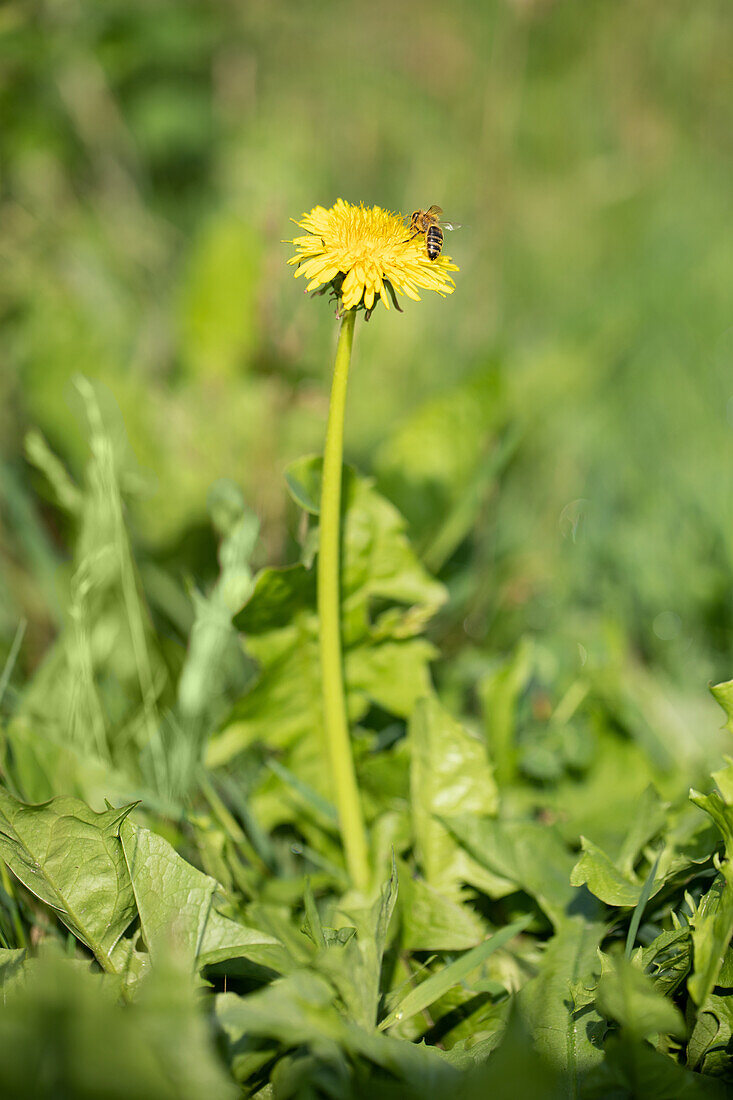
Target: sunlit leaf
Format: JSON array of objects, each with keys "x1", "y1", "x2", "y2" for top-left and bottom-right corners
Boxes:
[
  {"x1": 444, "y1": 813, "x2": 582, "y2": 928},
  {"x1": 410, "y1": 694, "x2": 500, "y2": 901},
  {"x1": 596, "y1": 954, "x2": 686, "y2": 1041},
  {"x1": 120, "y1": 819, "x2": 286, "y2": 972},
  {"x1": 520, "y1": 917, "x2": 606, "y2": 1079},
  {"x1": 0, "y1": 790, "x2": 137, "y2": 967}
]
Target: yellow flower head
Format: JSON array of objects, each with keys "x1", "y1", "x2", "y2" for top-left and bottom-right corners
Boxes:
[{"x1": 287, "y1": 199, "x2": 459, "y2": 315}]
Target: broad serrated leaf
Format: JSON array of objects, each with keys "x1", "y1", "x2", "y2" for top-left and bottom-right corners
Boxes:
[
  {"x1": 586, "y1": 1032, "x2": 727, "y2": 1099},
  {"x1": 209, "y1": 465, "x2": 445, "y2": 773},
  {"x1": 347, "y1": 638, "x2": 436, "y2": 716},
  {"x1": 570, "y1": 836, "x2": 663, "y2": 908},
  {"x1": 233, "y1": 564, "x2": 315, "y2": 635},
  {"x1": 322, "y1": 860, "x2": 398, "y2": 1029},
  {"x1": 688, "y1": 867, "x2": 733, "y2": 1007},
  {"x1": 444, "y1": 813, "x2": 582, "y2": 928},
  {"x1": 217, "y1": 970, "x2": 460, "y2": 1096},
  {"x1": 410, "y1": 694, "x2": 500, "y2": 901},
  {"x1": 689, "y1": 789, "x2": 733, "y2": 851},
  {"x1": 0, "y1": 790, "x2": 137, "y2": 967},
  {"x1": 119, "y1": 819, "x2": 284, "y2": 972},
  {"x1": 639, "y1": 928, "x2": 691, "y2": 997},
  {"x1": 0, "y1": 947, "x2": 237, "y2": 1099},
  {"x1": 711, "y1": 759, "x2": 733, "y2": 804},
  {"x1": 596, "y1": 954, "x2": 686, "y2": 1040},
  {"x1": 519, "y1": 917, "x2": 606, "y2": 1080},
  {"x1": 283, "y1": 457, "x2": 446, "y2": 624},
  {"x1": 398, "y1": 863, "x2": 487, "y2": 951}
]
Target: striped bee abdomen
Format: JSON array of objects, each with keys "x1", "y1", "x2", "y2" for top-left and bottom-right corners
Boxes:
[{"x1": 426, "y1": 224, "x2": 444, "y2": 260}]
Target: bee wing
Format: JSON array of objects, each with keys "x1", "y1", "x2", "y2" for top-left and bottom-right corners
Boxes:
[
  {"x1": 442, "y1": 221, "x2": 462, "y2": 231},
  {"x1": 426, "y1": 204, "x2": 443, "y2": 216}
]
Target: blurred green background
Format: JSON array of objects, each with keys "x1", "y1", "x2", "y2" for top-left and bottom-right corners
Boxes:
[{"x1": 2, "y1": 0, "x2": 733, "y2": 709}]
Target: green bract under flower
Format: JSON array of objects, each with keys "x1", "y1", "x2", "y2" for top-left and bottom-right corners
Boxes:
[{"x1": 288, "y1": 199, "x2": 458, "y2": 313}]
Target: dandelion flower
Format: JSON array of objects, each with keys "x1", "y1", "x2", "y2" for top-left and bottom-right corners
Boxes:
[{"x1": 288, "y1": 198, "x2": 459, "y2": 314}]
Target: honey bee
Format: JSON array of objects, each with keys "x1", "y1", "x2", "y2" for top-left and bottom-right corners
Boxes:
[{"x1": 407, "y1": 204, "x2": 460, "y2": 260}]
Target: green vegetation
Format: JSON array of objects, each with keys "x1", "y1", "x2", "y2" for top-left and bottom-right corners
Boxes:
[{"x1": 2, "y1": 1, "x2": 733, "y2": 1096}]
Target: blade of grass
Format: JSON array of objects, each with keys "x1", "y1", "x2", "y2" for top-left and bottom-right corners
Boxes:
[
  {"x1": 625, "y1": 849, "x2": 663, "y2": 959},
  {"x1": 215, "y1": 774, "x2": 279, "y2": 874},
  {"x1": 302, "y1": 878, "x2": 326, "y2": 949},
  {"x1": 0, "y1": 618, "x2": 26, "y2": 707},
  {"x1": 267, "y1": 758, "x2": 339, "y2": 826},
  {"x1": 379, "y1": 914, "x2": 531, "y2": 1030}
]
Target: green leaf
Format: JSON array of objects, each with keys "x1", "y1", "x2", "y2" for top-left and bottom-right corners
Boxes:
[
  {"x1": 233, "y1": 564, "x2": 315, "y2": 635},
  {"x1": 347, "y1": 638, "x2": 436, "y2": 717},
  {"x1": 209, "y1": 465, "x2": 445, "y2": 773},
  {"x1": 0, "y1": 721, "x2": 132, "y2": 809},
  {"x1": 710, "y1": 677, "x2": 733, "y2": 736},
  {"x1": 0, "y1": 790, "x2": 137, "y2": 968},
  {"x1": 108, "y1": 933, "x2": 151, "y2": 993},
  {"x1": 690, "y1": 788, "x2": 733, "y2": 852},
  {"x1": 477, "y1": 638, "x2": 534, "y2": 787},
  {"x1": 0, "y1": 948, "x2": 27, "y2": 995},
  {"x1": 463, "y1": 1007, "x2": 563, "y2": 1100},
  {"x1": 519, "y1": 916, "x2": 606, "y2": 1080},
  {"x1": 217, "y1": 969, "x2": 341, "y2": 1048},
  {"x1": 398, "y1": 863, "x2": 487, "y2": 951},
  {"x1": 587, "y1": 1033, "x2": 727, "y2": 1099},
  {"x1": 570, "y1": 836, "x2": 662, "y2": 908},
  {"x1": 617, "y1": 784, "x2": 667, "y2": 876},
  {"x1": 0, "y1": 948, "x2": 237, "y2": 1099},
  {"x1": 688, "y1": 951, "x2": 733, "y2": 1077},
  {"x1": 217, "y1": 970, "x2": 460, "y2": 1095},
  {"x1": 509, "y1": 725, "x2": 663, "y2": 856},
  {"x1": 119, "y1": 820, "x2": 285, "y2": 972},
  {"x1": 410, "y1": 694, "x2": 500, "y2": 900},
  {"x1": 177, "y1": 482, "x2": 258, "y2": 728},
  {"x1": 285, "y1": 454, "x2": 352, "y2": 516},
  {"x1": 596, "y1": 954, "x2": 686, "y2": 1041},
  {"x1": 284, "y1": 457, "x2": 446, "y2": 626},
  {"x1": 639, "y1": 928, "x2": 691, "y2": 997},
  {"x1": 301, "y1": 878, "x2": 329, "y2": 950},
  {"x1": 267, "y1": 757, "x2": 338, "y2": 826},
  {"x1": 444, "y1": 813, "x2": 582, "y2": 928},
  {"x1": 322, "y1": 860, "x2": 399, "y2": 1029},
  {"x1": 688, "y1": 867, "x2": 733, "y2": 1006},
  {"x1": 379, "y1": 915, "x2": 531, "y2": 1031},
  {"x1": 711, "y1": 759, "x2": 733, "y2": 804}
]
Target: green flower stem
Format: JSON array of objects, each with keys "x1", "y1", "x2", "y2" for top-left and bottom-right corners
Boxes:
[{"x1": 318, "y1": 307, "x2": 369, "y2": 891}]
